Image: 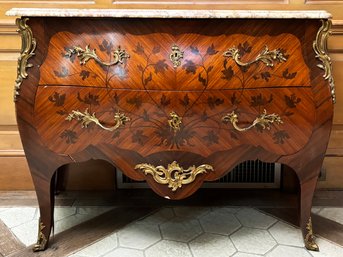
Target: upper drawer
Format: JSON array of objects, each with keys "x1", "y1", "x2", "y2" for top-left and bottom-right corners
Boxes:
[{"x1": 39, "y1": 18, "x2": 312, "y2": 91}]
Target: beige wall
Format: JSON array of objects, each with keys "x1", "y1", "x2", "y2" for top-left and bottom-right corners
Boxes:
[{"x1": 0, "y1": 0, "x2": 342, "y2": 190}]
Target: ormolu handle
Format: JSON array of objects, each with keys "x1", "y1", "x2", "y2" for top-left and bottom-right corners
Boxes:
[
  {"x1": 223, "y1": 46, "x2": 287, "y2": 67},
  {"x1": 222, "y1": 109, "x2": 282, "y2": 132},
  {"x1": 66, "y1": 45, "x2": 129, "y2": 66},
  {"x1": 66, "y1": 108, "x2": 130, "y2": 131}
]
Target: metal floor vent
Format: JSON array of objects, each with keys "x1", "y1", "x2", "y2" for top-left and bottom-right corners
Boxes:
[{"x1": 116, "y1": 160, "x2": 281, "y2": 189}]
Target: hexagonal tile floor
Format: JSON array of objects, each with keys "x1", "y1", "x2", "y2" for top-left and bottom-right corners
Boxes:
[{"x1": 0, "y1": 206, "x2": 342, "y2": 257}]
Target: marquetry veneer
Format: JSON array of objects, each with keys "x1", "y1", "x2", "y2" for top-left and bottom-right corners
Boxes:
[{"x1": 6, "y1": 8, "x2": 335, "y2": 252}]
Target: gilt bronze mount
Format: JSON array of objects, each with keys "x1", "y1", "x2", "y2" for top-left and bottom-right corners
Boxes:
[
  {"x1": 313, "y1": 19, "x2": 335, "y2": 103},
  {"x1": 222, "y1": 109, "x2": 283, "y2": 132},
  {"x1": 224, "y1": 45, "x2": 287, "y2": 67},
  {"x1": 168, "y1": 111, "x2": 182, "y2": 134},
  {"x1": 66, "y1": 109, "x2": 130, "y2": 132},
  {"x1": 14, "y1": 18, "x2": 36, "y2": 101},
  {"x1": 135, "y1": 161, "x2": 213, "y2": 191},
  {"x1": 66, "y1": 45, "x2": 129, "y2": 66},
  {"x1": 169, "y1": 44, "x2": 184, "y2": 68},
  {"x1": 304, "y1": 217, "x2": 319, "y2": 251},
  {"x1": 33, "y1": 218, "x2": 48, "y2": 252}
]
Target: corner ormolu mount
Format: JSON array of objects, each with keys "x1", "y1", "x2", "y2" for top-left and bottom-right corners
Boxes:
[
  {"x1": 14, "y1": 18, "x2": 36, "y2": 101},
  {"x1": 313, "y1": 19, "x2": 336, "y2": 104}
]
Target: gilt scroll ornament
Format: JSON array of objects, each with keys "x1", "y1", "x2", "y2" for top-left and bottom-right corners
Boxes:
[
  {"x1": 223, "y1": 46, "x2": 287, "y2": 67},
  {"x1": 135, "y1": 161, "x2": 213, "y2": 191},
  {"x1": 222, "y1": 109, "x2": 283, "y2": 132},
  {"x1": 33, "y1": 218, "x2": 47, "y2": 252},
  {"x1": 66, "y1": 109, "x2": 130, "y2": 131},
  {"x1": 66, "y1": 45, "x2": 129, "y2": 66},
  {"x1": 313, "y1": 19, "x2": 336, "y2": 103},
  {"x1": 168, "y1": 111, "x2": 182, "y2": 134},
  {"x1": 169, "y1": 45, "x2": 184, "y2": 68},
  {"x1": 304, "y1": 217, "x2": 319, "y2": 251},
  {"x1": 14, "y1": 18, "x2": 37, "y2": 101}
]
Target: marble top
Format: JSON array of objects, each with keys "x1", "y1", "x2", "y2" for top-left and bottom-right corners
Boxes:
[{"x1": 6, "y1": 8, "x2": 331, "y2": 19}]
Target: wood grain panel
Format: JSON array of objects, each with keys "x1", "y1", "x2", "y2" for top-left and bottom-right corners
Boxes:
[
  {"x1": 329, "y1": 23, "x2": 343, "y2": 55},
  {"x1": 0, "y1": 61, "x2": 17, "y2": 125},
  {"x1": 0, "y1": 21, "x2": 16, "y2": 34},
  {"x1": 327, "y1": 126, "x2": 343, "y2": 155},
  {"x1": 113, "y1": 0, "x2": 288, "y2": 5},
  {"x1": 0, "y1": 156, "x2": 33, "y2": 190},
  {"x1": 0, "y1": 129, "x2": 22, "y2": 150},
  {"x1": 0, "y1": 33, "x2": 19, "y2": 50},
  {"x1": 332, "y1": 58, "x2": 343, "y2": 124},
  {"x1": 318, "y1": 157, "x2": 343, "y2": 188},
  {"x1": 305, "y1": 0, "x2": 343, "y2": 4},
  {"x1": 328, "y1": 36, "x2": 343, "y2": 53},
  {"x1": 62, "y1": 160, "x2": 116, "y2": 190},
  {"x1": 0, "y1": 0, "x2": 94, "y2": 3},
  {"x1": 0, "y1": 23, "x2": 19, "y2": 59},
  {"x1": 332, "y1": 21, "x2": 343, "y2": 35}
]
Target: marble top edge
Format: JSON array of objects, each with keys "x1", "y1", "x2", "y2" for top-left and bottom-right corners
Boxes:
[{"x1": 6, "y1": 8, "x2": 332, "y2": 19}]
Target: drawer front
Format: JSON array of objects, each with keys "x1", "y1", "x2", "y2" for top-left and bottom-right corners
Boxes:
[
  {"x1": 39, "y1": 19, "x2": 311, "y2": 91},
  {"x1": 34, "y1": 85, "x2": 315, "y2": 157}
]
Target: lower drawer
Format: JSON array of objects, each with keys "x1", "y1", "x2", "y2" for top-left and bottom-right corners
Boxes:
[{"x1": 34, "y1": 85, "x2": 315, "y2": 158}]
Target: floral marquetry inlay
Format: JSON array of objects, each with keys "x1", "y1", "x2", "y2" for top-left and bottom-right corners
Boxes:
[{"x1": 35, "y1": 19, "x2": 317, "y2": 159}]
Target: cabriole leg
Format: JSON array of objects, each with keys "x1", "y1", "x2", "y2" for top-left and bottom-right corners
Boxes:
[
  {"x1": 299, "y1": 175, "x2": 319, "y2": 251},
  {"x1": 31, "y1": 172, "x2": 56, "y2": 251}
]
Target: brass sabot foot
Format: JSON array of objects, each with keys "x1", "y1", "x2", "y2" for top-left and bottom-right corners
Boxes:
[
  {"x1": 33, "y1": 218, "x2": 48, "y2": 252},
  {"x1": 304, "y1": 217, "x2": 319, "y2": 251},
  {"x1": 305, "y1": 238, "x2": 319, "y2": 252},
  {"x1": 33, "y1": 242, "x2": 47, "y2": 252}
]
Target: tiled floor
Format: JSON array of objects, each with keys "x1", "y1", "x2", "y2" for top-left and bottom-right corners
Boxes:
[
  {"x1": 0, "y1": 206, "x2": 114, "y2": 246},
  {"x1": 0, "y1": 206, "x2": 342, "y2": 257}
]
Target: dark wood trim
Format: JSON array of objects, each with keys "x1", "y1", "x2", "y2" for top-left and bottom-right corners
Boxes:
[{"x1": 280, "y1": 165, "x2": 299, "y2": 193}]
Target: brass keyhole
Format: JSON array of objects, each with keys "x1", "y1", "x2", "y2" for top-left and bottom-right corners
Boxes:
[{"x1": 170, "y1": 45, "x2": 184, "y2": 68}]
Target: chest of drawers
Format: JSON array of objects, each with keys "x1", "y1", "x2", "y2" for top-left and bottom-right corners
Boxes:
[{"x1": 7, "y1": 8, "x2": 334, "y2": 252}]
